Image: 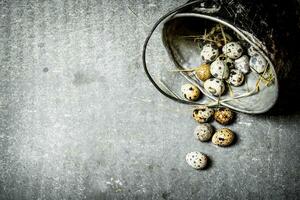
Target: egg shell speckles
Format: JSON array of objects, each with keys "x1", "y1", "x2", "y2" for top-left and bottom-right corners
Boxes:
[
  {"x1": 200, "y1": 43, "x2": 219, "y2": 63},
  {"x1": 234, "y1": 55, "x2": 250, "y2": 74},
  {"x1": 194, "y1": 123, "x2": 214, "y2": 142},
  {"x1": 185, "y1": 152, "x2": 208, "y2": 169},
  {"x1": 212, "y1": 128, "x2": 235, "y2": 147},
  {"x1": 210, "y1": 60, "x2": 230, "y2": 79},
  {"x1": 214, "y1": 107, "x2": 235, "y2": 125},
  {"x1": 247, "y1": 46, "x2": 258, "y2": 57},
  {"x1": 217, "y1": 54, "x2": 234, "y2": 69},
  {"x1": 195, "y1": 64, "x2": 211, "y2": 81},
  {"x1": 204, "y1": 78, "x2": 225, "y2": 96},
  {"x1": 229, "y1": 69, "x2": 244, "y2": 87},
  {"x1": 192, "y1": 105, "x2": 214, "y2": 123},
  {"x1": 222, "y1": 42, "x2": 243, "y2": 59},
  {"x1": 181, "y1": 84, "x2": 201, "y2": 101},
  {"x1": 249, "y1": 53, "x2": 267, "y2": 74}
]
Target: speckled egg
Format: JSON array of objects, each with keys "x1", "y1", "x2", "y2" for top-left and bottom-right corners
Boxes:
[
  {"x1": 214, "y1": 107, "x2": 234, "y2": 125},
  {"x1": 200, "y1": 43, "x2": 219, "y2": 63},
  {"x1": 234, "y1": 55, "x2": 250, "y2": 74},
  {"x1": 186, "y1": 152, "x2": 208, "y2": 169},
  {"x1": 210, "y1": 60, "x2": 230, "y2": 79},
  {"x1": 247, "y1": 46, "x2": 258, "y2": 56},
  {"x1": 192, "y1": 105, "x2": 214, "y2": 123},
  {"x1": 249, "y1": 53, "x2": 267, "y2": 73},
  {"x1": 222, "y1": 42, "x2": 243, "y2": 59},
  {"x1": 217, "y1": 54, "x2": 234, "y2": 69},
  {"x1": 212, "y1": 128, "x2": 235, "y2": 147},
  {"x1": 195, "y1": 64, "x2": 211, "y2": 81},
  {"x1": 194, "y1": 123, "x2": 214, "y2": 142},
  {"x1": 204, "y1": 78, "x2": 225, "y2": 96},
  {"x1": 229, "y1": 69, "x2": 244, "y2": 87},
  {"x1": 181, "y1": 84, "x2": 201, "y2": 101}
]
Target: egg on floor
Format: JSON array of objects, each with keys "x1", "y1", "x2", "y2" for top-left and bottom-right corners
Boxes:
[
  {"x1": 210, "y1": 60, "x2": 230, "y2": 79},
  {"x1": 222, "y1": 42, "x2": 243, "y2": 59},
  {"x1": 185, "y1": 152, "x2": 208, "y2": 169},
  {"x1": 234, "y1": 55, "x2": 250, "y2": 74},
  {"x1": 195, "y1": 64, "x2": 211, "y2": 81},
  {"x1": 204, "y1": 78, "x2": 225, "y2": 96},
  {"x1": 212, "y1": 128, "x2": 235, "y2": 147},
  {"x1": 200, "y1": 43, "x2": 219, "y2": 63},
  {"x1": 229, "y1": 69, "x2": 245, "y2": 87},
  {"x1": 181, "y1": 84, "x2": 201, "y2": 101},
  {"x1": 192, "y1": 105, "x2": 214, "y2": 123},
  {"x1": 214, "y1": 107, "x2": 235, "y2": 125},
  {"x1": 194, "y1": 123, "x2": 214, "y2": 142},
  {"x1": 249, "y1": 53, "x2": 267, "y2": 74}
]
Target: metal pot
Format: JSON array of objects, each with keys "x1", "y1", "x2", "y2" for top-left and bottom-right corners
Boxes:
[{"x1": 143, "y1": 0, "x2": 291, "y2": 114}]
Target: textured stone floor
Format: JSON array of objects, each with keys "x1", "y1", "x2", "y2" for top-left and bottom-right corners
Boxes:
[{"x1": 0, "y1": 0, "x2": 299, "y2": 199}]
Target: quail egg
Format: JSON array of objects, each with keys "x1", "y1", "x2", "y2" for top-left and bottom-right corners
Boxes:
[
  {"x1": 204, "y1": 78, "x2": 225, "y2": 96},
  {"x1": 229, "y1": 69, "x2": 244, "y2": 87},
  {"x1": 195, "y1": 64, "x2": 211, "y2": 81},
  {"x1": 181, "y1": 84, "x2": 201, "y2": 101},
  {"x1": 234, "y1": 55, "x2": 250, "y2": 74},
  {"x1": 194, "y1": 123, "x2": 214, "y2": 142},
  {"x1": 212, "y1": 128, "x2": 235, "y2": 147},
  {"x1": 186, "y1": 152, "x2": 208, "y2": 169},
  {"x1": 200, "y1": 43, "x2": 219, "y2": 63},
  {"x1": 214, "y1": 107, "x2": 234, "y2": 125},
  {"x1": 210, "y1": 60, "x2": 230, "y2": 79},
  {"x1": 249, "y1": 53, "x2": 267, "y2": 74},
  {"x1": 222, "y1": 42, "x2": 243, "y2": 59},
  {"x1": 247, "y1": 46, "x2": 258, "y2": 56},
  {"x1": 192, "y1": 105, "x2": 214, "y2": 123},
  {"x1": 217, "y1": 54, "x2": 234, "y2": 69}
]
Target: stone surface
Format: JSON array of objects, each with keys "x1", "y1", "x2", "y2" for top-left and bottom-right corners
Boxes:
[{"x1": 0, "y1": 0, "x2": 299, "y2": 200}]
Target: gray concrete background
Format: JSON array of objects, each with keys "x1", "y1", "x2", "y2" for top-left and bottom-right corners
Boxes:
[{"x1": 0, "y1": 0, "x2": 299, "y2": 199}]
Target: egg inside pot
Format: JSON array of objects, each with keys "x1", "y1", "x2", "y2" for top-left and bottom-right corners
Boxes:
[{"x1": 162, "y1": 14, "x2": 278, "y2": 114}]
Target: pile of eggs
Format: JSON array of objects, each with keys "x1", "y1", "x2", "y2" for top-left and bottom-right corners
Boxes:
[
  {"x1": 185, "y1": 105, "x2": 236, "y2": 170},
  {"x1": 192, "y1": 106, "x2": 235, "y2": 146},
  {"x1": 179, "y1": 39, "x2": 269, "y2": 170},
  {"x1": 193, "y1": 42, "x2": 268, "y2": 97}
]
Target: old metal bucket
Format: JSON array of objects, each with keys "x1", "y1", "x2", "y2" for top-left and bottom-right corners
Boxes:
[{"x1": 142, "y1": 0, "x2": 290, "y2": 114}]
